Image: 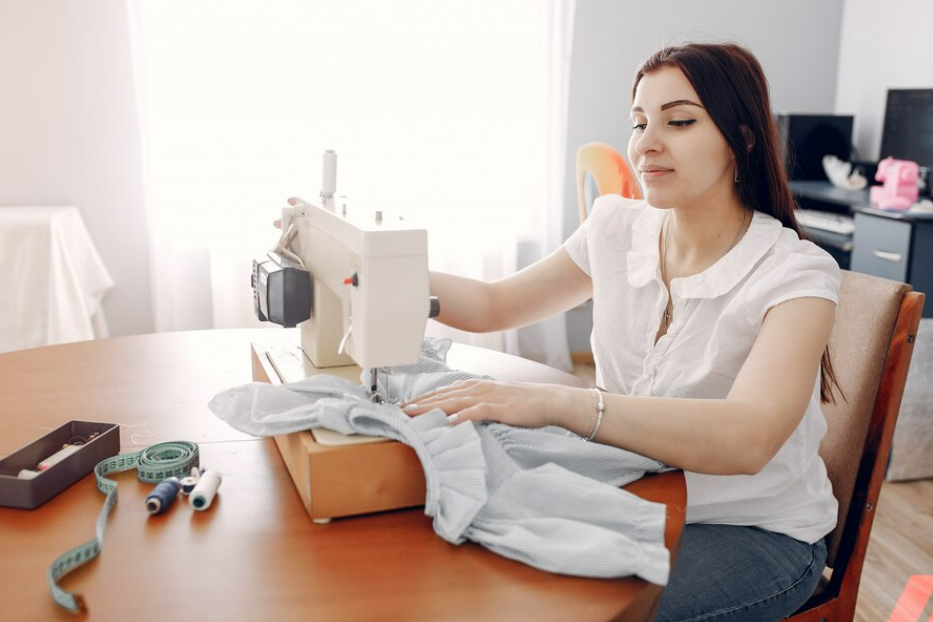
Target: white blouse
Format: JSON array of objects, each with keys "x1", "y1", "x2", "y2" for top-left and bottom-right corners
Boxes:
[{"x1": 563, "y1": 195, "x2": 840, "y2": 544}]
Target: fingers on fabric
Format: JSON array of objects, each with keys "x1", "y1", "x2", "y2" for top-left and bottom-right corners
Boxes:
[
  {"x1": 447, "y1": 403, "x2": 494, "y2": 425},
  {"x1": 403, "y1": 379, "x2": 487, "y2": 409},
  {"x1": 404, "y1": 395, "x2": 477, "y2": 417}
]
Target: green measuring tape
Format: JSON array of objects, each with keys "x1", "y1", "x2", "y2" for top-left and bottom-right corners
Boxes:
[{"x1": 47, "y1": 441, "x2": 200, "y2": 614}]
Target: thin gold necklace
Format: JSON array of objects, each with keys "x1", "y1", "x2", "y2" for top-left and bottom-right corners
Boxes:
[{"x1": 660, "y1": 208, "x2": 750, "y2": 328}]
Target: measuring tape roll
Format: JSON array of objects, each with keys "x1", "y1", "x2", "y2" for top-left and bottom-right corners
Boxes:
[{"x1": 47, "y1": 441, "x2": 200, "y2": 614}]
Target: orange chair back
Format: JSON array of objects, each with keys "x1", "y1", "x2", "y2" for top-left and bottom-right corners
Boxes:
[{"x1": 575, "y1": 142, "x2": 642, "y2": 223}]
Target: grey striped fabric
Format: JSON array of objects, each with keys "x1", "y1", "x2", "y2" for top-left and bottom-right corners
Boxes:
[{"x1": 208, "y1": 338, "x2": 671, "y2": 585}]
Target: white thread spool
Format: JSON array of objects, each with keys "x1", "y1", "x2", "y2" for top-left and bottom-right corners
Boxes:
[
  {"x1": 321, "y1": 150, "x2": 337, "y2": 197},
  {"x1": 189, "y1": 470, "x2": 222, "y2": 511},
  {"x1": 38, "y1": 444, "x2": 81, "y2": 470}
]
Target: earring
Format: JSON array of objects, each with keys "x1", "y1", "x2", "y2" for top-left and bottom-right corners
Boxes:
[{"x1": 734, "y1": 166, "x2": 740, "y2": 183}]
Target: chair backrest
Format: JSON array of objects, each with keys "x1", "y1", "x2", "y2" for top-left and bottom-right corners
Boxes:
[
  {"x1": 818, "y1": 270, "x2": 923, "y2": 574},
  {"x1": 575, "y1": 142, "x2": 642, "y2": 223}
]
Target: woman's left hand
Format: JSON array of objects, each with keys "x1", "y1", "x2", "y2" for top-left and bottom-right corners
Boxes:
[{"x1": 401, "y1": 379, "x2": 571, "y2": 428}]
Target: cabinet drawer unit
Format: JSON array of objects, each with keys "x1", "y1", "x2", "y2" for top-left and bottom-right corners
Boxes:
[{"x1": 851, "y1": 213, "x2": 911, "y2": 282}]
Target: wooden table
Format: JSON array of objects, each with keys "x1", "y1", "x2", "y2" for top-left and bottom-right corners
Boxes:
[{"x1": 0, "y1": 329, "x2": 686, "y2": 622}]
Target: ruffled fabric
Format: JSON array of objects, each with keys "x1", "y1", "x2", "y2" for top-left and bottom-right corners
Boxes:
[
  {"x1": 209, "y1": 337, "x2": 671, "y2": 584},
  {"x1": 209, "y1": 373, "x2": 488, "y2": 543},
  {"x1": 468, "y1": 463, "x2": 669, "y2": 584},
  {"x1": 483, "y1": 423, "x2": 674, "y2": 487}
]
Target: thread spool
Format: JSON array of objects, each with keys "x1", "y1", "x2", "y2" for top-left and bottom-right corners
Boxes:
[
  {"x1": 145, "y1": 477, "x2": 181, "y2": 515},
  {"x1": 321, "y1": 150, "x2": 337, "y2": 197},
  {"x1": 179, "y1": 466, "x2": 202, "y2": 495},
  {"x1": 38, "y1": 444, "x2": 81, "y2": 470},
  {"x1": 189, "y1": 470, "x2": 222, "y2": 511},
  {"x1": 179, "y1": 476, "x2": 198, "y2": 495}
]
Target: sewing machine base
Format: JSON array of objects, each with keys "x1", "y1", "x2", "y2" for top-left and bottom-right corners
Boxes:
[{"x1": 251, "y1": 341, "x2": 426, "y2": 522}]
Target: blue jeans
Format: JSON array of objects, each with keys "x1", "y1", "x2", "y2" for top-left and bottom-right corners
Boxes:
[{"x1": 655, "y1": 524, "x2": 828, "y2": 622}]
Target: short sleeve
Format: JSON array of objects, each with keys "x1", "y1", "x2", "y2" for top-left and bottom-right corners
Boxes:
[
  {"x1": 562, "y1": 216, "x2": 592, "y2": 276},
  {"x1": 562, "y1": 195, "x2": 619, "y2": 276},
  {"x1": 751, "y1": 237, "x2": 841, "y2": 320}
]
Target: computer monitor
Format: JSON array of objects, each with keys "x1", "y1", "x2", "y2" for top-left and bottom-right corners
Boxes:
[
  {"x1": 879, "y1": 89, "x2": 933, "y2": 172},
  {"x1": 775, "y1": 114, "x2": 854, "y2": 181}
]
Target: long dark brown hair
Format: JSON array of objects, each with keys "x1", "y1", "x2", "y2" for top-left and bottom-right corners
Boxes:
[{"x1": 632, "y1": 42, "x2": 843, "y2": 405}]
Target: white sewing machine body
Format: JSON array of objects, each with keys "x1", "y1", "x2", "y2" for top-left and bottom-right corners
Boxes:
[
  {"x1": 253, "y1": 152, "x2": 435, "y2": 524},
  {"x1": 288, "y1": 197, "x2": 431, "y2": 370}
]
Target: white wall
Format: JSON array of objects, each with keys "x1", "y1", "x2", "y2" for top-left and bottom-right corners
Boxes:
[
  {"x1": 0, "y1": 0, "x2": 153, "y2": 337},
  {"x1": 835, "y1": 0, "x2": 933, "y2": 161},
  {"x1": 563, "y1": 0, "x2": 846, "y2": 351}
]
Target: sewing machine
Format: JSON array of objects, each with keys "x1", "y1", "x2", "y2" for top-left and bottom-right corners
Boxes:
[
  {"x1": 253, "y1": 150, "x2": 440, "y2": 398},
  {"x1": 251, "y1": 151, "x2": 438, "y2": 521},
  {"x1": 285, "y1": 196, "x2": 439, "y2": 394}
]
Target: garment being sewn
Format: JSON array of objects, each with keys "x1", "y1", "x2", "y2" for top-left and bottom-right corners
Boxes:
[{"x1": 208, "y1": 337, "x2": 672, "y2": 585}]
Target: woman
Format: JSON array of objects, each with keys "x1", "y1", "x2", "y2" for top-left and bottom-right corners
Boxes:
[{"x1": 402, "y1": 43, "x2": 841, "y2": 621}]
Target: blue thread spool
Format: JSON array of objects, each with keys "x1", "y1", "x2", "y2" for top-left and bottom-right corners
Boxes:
[{"x1": 145, "y1": 477, "x2": 181, "y2": 515}]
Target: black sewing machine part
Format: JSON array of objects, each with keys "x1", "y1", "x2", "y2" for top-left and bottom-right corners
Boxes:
[
  {"x1": 252, "y1": 252, "x2": 313, "y2": 328},
  {"x1": 252, "y1": 251, "x2": 441, "y2": 329}
]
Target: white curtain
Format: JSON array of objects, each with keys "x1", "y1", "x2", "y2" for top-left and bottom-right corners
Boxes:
[{"x1": 127, "y1": 0, "x2": 575, "y2": 369}]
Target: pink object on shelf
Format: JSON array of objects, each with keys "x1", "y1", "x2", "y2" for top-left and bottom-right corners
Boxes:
[{"x1": 870, "y1": 157, "x2": 920, "y2": 210}]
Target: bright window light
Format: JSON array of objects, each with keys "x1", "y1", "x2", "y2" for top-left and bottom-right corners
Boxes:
[{"x1": 139, "y1": 0, "x2": 549, "y2": 263}]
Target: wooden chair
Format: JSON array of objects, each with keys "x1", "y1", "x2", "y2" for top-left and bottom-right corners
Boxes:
[
  {"x1": 575, "y1": 142, "x2": 642, "y2": 223},
  {"x1": 786, "y1": 271, "x2": 925, "y2": 621}
]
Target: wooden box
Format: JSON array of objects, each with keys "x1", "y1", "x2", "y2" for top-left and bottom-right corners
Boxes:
[{"x1": 251, "y1": 341, "x2": 425, "y2": 523}]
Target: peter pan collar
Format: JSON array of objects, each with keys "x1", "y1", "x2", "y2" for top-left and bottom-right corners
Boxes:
[{"x1": 626, "y1": 204, "x2": 783, "y2": 299}]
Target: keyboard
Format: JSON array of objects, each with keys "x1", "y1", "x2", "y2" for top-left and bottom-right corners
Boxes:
[{"x1": 796, "y1": 209, "x2": 856, "y2": 235}]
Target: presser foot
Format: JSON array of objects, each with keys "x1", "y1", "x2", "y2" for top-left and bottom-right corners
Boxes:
[
  {"x1": 369, "y1": 368, "x2": 383, "y2": 403},
  {"x1": 367, "y1": 368, "x2": 402, "y2": 405}
]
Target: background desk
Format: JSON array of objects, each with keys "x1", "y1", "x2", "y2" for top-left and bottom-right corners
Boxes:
[
  {"x1": 793, "y1": 182, "x2": 933, "y2": 481},
  {"x1": 791, "y1": 181, "x2": 933, "y2": 317},
  {"x1": 0, "y1": 206, "x2": 114, "y2": 353},
  {"x1": 0, "y1": 329, "x2": 686, "y2": 622}
]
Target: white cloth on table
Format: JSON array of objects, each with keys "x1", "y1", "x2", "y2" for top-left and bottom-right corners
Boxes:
[
  {"x1": 0, "y1": 206, "x2": 114, "y2": 353},
  {"x1": 209, "y1": 338, "x2": 672, "y2": 585}
]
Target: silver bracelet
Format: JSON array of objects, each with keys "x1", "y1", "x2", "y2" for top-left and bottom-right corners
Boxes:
[{"x1": 584, "y1": 387, "x2": 605, "y2": 442}]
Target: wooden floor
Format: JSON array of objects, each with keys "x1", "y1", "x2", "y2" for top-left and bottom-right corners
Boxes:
[
  {"x1": 856, "y1": 479, "x2": 933, "y2": 621},
  {"x1": 570, "y1": 362, "x2": 933, "y2": 622}
]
